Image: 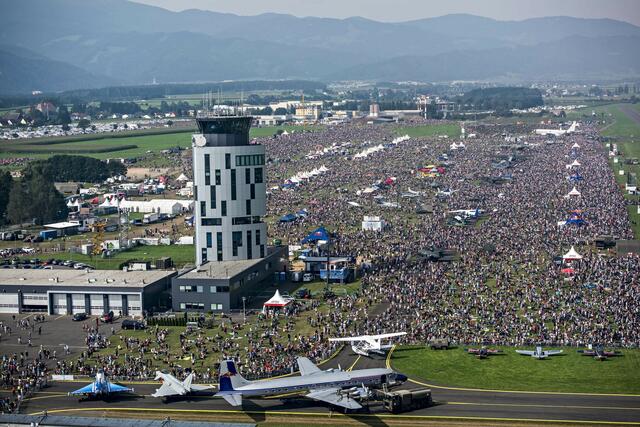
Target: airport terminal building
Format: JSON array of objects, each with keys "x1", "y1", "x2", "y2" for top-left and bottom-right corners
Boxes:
[
  {"x1": 171, "y1": 113, "x2": 287, "y2": 312},
  {"x1": 0, "y1": 269, "x2": 175, "y2": 316}
]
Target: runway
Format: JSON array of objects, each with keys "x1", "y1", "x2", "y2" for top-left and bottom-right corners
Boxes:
[{"x1": 15, "y1": 347, "x2": 640, "y2": 425}]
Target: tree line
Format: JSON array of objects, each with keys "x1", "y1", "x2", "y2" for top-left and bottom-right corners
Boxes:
[
  {"x1": 0, "y1": 155, "x2": 127, "y2": 226},
  {"x1": 458, "y1": 87, "x2": 544, "y2": 113}
]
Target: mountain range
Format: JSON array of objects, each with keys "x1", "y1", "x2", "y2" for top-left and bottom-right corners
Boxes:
[{"x1": 1, "y1": 0, "x2": 639, "y2": 94}]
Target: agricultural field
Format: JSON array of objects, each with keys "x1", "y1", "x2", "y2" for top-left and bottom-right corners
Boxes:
[
  {"x1": 0, "y1": 125, "x2": 322, "y2": 166},
  {"x1": 392, "y1": 345, "x2": 640, "y2": 394},
  {"x1": 396, "y1": 123, "x2": 461, "y2": 139}
]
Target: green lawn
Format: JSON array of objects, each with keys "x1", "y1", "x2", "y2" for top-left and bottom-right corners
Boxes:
[
  {"x1": 39, "y1": 244, "x2": 196, "y2": 269},
  {"x1": 0, "y1": 125, "x2": 322, "y2": 164},
  {"x1": 396, "y1": 123, "x2": 461, "y2": 139},
  {"x1": 392, "y1": 345, "x2": 640, "y2": 394}
]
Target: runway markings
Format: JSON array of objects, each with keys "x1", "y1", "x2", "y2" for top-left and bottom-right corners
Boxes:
[
  {"x1": 386, "y1": 346, "x2": 640, "y2": 397},
  {"x1": 346, "y1": 355, "x2": 361, "y2": 371},
  {"x1": 22, "y1": 393, "x2": 67, "y2": 402},
  {"x1": 446, "y1": 401, "x2": 640, "y2": 411},
  {"x1": 26, "y1": 406, "x2": 640, "y2": 425},
  {"x1": 54, "y1": 315, "x2": 65, "y2": 320}
]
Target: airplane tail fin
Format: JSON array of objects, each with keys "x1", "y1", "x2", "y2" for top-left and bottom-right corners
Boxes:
[
  {"x1": 218, "y1": 360, "x2": 250, "y2": 392},
  {"x1": 183, "y1": 372, "x2": 194, "y2": 390}
]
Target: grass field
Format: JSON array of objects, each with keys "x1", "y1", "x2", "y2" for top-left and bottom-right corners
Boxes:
[
  {"x1": 29, "y1": 244, "x2": 196, "y2": 269},
  {"x1": 392, "y1": 345, "x2": 640, "y2": 394},
  {"x1": 0, "y1": 125, "x2": 322, "y2": 164},
  {"x1": 396, "y1": 123, "x2": 461, "y2": 139}
]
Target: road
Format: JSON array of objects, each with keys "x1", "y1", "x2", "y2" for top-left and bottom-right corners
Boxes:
[{"x1": 14, "y1": 346, "x2": 640, "y2": 426}]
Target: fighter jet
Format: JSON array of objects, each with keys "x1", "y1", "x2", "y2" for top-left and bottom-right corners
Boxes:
[
  {"x1": 151, "y1": 371, "x2": 213, "y2": 399},
  {"x1": 448, "y1": 208, "x2": 483, "y2": 219},
  {"x1": 329, "y1": 332, "x2": 407, "y2": 357},
  {"x1": 578, "y1": 345, "x2": 622, "y2": 361},
  {"x1": 466, "y1": 347, "x2": 503, "y2": 359},
  {"x1": 215, "y1": 357, "x2": 407, "y2": 410},
  {"x1": 516, "y1": 346, "x2": 563, "y2": 359},
  {"x1": 69, "y1": 370, "x2": 133, "y2": 398},
  {"x1": 535, "y1": 121, "x2": 578, "y2": 136},
  {"x1": 436, "y1": 188, "x2": 456, "y2": 198},
  {"x1": 401, "y1": 188, "x2": 423, "y2": 198}
]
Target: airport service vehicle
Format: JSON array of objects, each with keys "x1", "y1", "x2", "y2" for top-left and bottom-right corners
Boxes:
[
  {"x1": 69, "y1": 370, "x2": 133, "y2": 398},
  {"x1": 100, "y1": 311, "x2": 114, "y2": 323},
  {"x1": 382, "y1": 389, "x2": 433, "y2": 413},
  {"x1": 329, "y1": 332, "x2": 407, "y2": 357},
  {"x1": 516, "y1": 346, "x2": 563, "y2": 359},
  {"x1": 215, "y1": 357, "x2": 407, "y2": 410},
  {"x1": 151, "y1": 371, "x2": 212, "y2": 399}
]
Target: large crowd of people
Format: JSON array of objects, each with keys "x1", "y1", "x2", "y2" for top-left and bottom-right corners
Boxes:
[{"x1": 1, "y1": 118, "x2": 638, "y2": 401}]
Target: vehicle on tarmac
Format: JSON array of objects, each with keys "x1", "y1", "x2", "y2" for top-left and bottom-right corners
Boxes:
[
  {"x1": 101, "y1": 311, "x2": 115, "y2": 323},
  {"x1": 72, "y1": 313, "x2": 88, "y2": 321},
  {"x1": 215, "y1": 357, "x2": 407, "y2": 410}
]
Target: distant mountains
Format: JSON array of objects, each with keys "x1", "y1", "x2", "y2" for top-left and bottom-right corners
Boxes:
[{"x1": 1, "y1": 0, "x2": 639, "y2": 94}]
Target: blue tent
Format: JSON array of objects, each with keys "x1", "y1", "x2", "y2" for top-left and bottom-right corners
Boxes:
[
  {"x1": 302, "y1": 226, "x2": 330, "y2": 244},
  {"x1": 279, "y1": 214, "x2": 298, "y2": 223}
]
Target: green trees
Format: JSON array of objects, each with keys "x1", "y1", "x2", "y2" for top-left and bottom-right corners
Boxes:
[
  {"x1": 6, "y1": 169, "x2": 68, "y2": 226},
  {"x1": 27, "y1": 155, "x2": 127, "y2": 183},
  {"x1": 0, "y1": 171, "x2": 12, "y2": 225},
  {"x1": 77, "y1": 118, "x2": 91, "y2": 130},
  {"x1": 459, "y1": 87, "x2": 543, "y2": 113}
]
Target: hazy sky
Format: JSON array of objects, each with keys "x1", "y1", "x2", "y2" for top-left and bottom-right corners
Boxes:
[{"x1": 132, "y1": 0, "x2": 640, "y2": 26}]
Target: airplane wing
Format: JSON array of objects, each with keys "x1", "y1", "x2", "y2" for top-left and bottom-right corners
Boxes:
[
  {"x1": 306, "y1": 388, "x2": 362, "y2": 410},
  {"x1": 69, "y1": 383, "x2": 96, "y2": 395},
  {"x1": 329, "y1": 336, "x2": 368, "y2": 342},
  {"x1": 578, "y1": 350, "x2": 595, "y2": 356},
  {"x1": 108, "y1": 382, "x2": 133, "y2": 393},
  {"x1": 545, "y1": 350, "x2": 563, "y2": 356},
  {"x1": 297, "y1": 357, "x2": 321, "y2": 376},
  {"x1": 152, "y1": 383, "x2": 178, "y2": 398},
  {"x1": 219, "y1": 393, "x2": 242, "y2": 406},
  {"x1": 371, "y1": 332, "x2": 406, "y2": 340},
  {"x1": 190, "y1": 384, "x2": 214, "y2": 392},
  {"x1": 466, "y1": 348, "x2": 480, "y2": 354},
  {"x1": 516, "y1": 350, "x2": 534, "y2": 356}
]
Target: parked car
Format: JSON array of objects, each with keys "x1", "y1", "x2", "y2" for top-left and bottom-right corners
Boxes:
[
  {"x1": 101, "y1": 311, "x2": 115, "y2": 323},
  {"x1": 73, "y1": 313, "x2": 88, "y2": 321},
  {"x1": 121, "y1": 319, "x2": 145, "y2": 330},
  {"x1": 296, "y1": 288, "x2": 312, "y2": 299}
]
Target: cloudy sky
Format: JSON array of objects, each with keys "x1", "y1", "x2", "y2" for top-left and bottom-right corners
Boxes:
[{"x1": 133, "y1": 0, "x2": 640, "y2": 25}]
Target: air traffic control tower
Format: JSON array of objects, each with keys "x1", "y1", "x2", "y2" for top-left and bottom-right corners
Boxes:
[
  {"x1": 192, "y1": 114, "x2": 267, "y2": 265},
  {"x1": 172, "y1": 113, "x2": 286, "y2": 313}
]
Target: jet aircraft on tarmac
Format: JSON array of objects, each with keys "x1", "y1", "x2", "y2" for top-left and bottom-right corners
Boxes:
[
  {"x1": 151, "y1": 371, "x2": 213, "y2": 399},
  {"x1": 69, "y1": 370, "x2": 133, "y2": 398}
]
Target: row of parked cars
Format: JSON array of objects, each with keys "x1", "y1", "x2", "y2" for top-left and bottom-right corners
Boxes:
[
  {"x1": 71, "y1": 311, "x2": 145, "y2": 329},
  {"x1": 0, "y1": 258, "x2": 95, "y2": 270}
]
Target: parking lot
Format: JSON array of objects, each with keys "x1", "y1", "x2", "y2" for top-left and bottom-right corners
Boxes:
[
  {"x1": 0, "y1": 313, "x2": 123, "y2": 362},
  {"x1": 0, "y1": 256, "x2": 94, "y2": 271}
]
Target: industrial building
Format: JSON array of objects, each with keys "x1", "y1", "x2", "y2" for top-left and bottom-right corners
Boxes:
[
  {"x1": 171, "y1": 112, "x2": 287, "y2": 312},
  {"x1": 0, "y1": 269, "x2": 175, "y2": 315}
]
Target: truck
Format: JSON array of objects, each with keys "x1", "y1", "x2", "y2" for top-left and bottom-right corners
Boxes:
[
  {"x1": 429, "y1": 339, "x2": 450, "y2": 350},
  {"x1": 143, "y1": 213, "x2": 159, "y2": 224},
  {"x1": 381, "y1": 389, "x2": 432, "y2": 413}
]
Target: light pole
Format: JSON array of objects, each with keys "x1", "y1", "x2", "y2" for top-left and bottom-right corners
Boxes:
[{"x1": 242, "y1": 296, "x2": 246, "y2": 324}]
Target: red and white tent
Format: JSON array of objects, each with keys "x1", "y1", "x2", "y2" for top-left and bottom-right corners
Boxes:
[{"x1": 263, "y1": 289, "x2": 293, "y2": 309}]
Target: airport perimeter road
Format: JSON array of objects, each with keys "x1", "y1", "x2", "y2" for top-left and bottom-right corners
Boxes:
[{"x1": 15, "y1": 347, "x2": 640, "y2": 425}]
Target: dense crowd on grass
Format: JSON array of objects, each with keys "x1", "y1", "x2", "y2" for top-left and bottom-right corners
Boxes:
[{"x1": 2, "y1": 118, "x2": 638, "y2": 389}]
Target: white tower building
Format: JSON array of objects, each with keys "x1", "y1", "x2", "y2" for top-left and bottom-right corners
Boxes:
[{"x1": 192, "y1": 114, "x2": 267, "y2": 265}]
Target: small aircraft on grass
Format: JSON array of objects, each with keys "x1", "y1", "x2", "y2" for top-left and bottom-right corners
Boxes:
[
  {"x1": 466, "y1": 347, "x2": 503, "y2": 359},
  {"x1": 69, "y1": 370, "x2": 133, "y2": 399},
  {"x1": 515, "y1": 346, "x2": 563, "y2": 359},
  {"x1": 578, "y1": 345, "x2": 622, "y2": 361},
  {"x1": 151, "y1": 371, "x2": 213, "y2": 399},
  {"x1": 329, "y1": 332, "x2": 407, "y2": 357}
]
